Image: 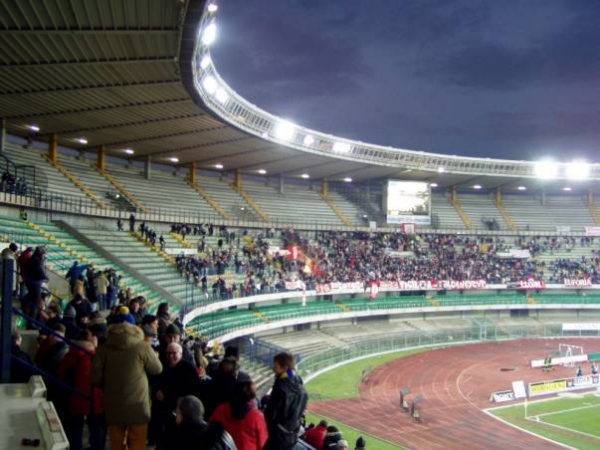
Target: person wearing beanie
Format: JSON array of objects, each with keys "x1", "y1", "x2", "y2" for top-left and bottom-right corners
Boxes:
[
  {"x1": 111, "y1": 306, "x2": 136, "y2": 325},
  {"x1": 322, "y1": 426, "x2": 343, "y2": 450},
  {"x1": 355, "y1": 436, "x2": 367, "y2": 450},
  {"x1": 61, "y1": 304, "x2": 82, "y2": 340}
]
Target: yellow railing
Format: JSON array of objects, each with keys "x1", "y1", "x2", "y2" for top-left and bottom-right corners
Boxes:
[
  {"x1": 231, "y1": 184, "x2": 271, "y2": 224},
  {"x1": 188, "y1": 180, "x2": 231, "y2": 220},
  {"x1": 494, "y1": 198, "x2": 517, "y2": 231},
  {"x1": 96, "y1": 168, "x2": 147, "y2": 213},
  {"x1": 320, "y1": 193, "x2": 352, "y2": 227},
  {"x1": 447, "y1": 196, "x2": 473, "y2": 230}
]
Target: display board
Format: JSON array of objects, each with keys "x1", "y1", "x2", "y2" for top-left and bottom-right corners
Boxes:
[{"x1": 384, "y1": 180, "x2": 431, "y2": 225}]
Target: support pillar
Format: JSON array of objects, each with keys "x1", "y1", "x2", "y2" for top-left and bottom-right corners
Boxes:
[
  {"x1": 588, "y1": 190, "x2": 594, "y2": 207},
  {"x1": 189, "y1": 162, "x2": 196, "y2": 184},
  {"x1": 144, "y1": 155, "x2": 151, "y2": 180},
  {"x1": 321, "y1": 178, "x2": 328, "y2": 196},
  {"x1": 495, "y1": 188, "x2": 502, "y2": 204},
  {"x1": 0, "y1": 259, "x2": 14, "y2": 383},
  {"x1": 233, "y1": 169, "x2": 242, "y2": 190},
  {"x1": 48, "y1": 133, "x2": 58, "y2": 164},
  {"x1": 450, "y1": 186, "x2": 457, "y2": 203},
  {"x1": 279, "y1": 174, "x2": 284, "y2": 194},
  {"x1": 0, "y1": 118, "x2": 5, "y2": 155},
  {"x1": 541, "y1": 189, "x2": 546, "y2": 206},
  {"x1": 97, "y1": 146, "x2": 106, "y2": 172}
]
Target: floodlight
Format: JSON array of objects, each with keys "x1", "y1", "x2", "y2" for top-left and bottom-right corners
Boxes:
[
  {"x1": 438, "y1": 166, "x2": 445, "y2": 173},
  {"x1": 565, "y1": 161, "x2": 590, "y2": 180},
  {"x1": 343, "y1": 177, "x2": 352, "y2": 182},
  {"x1": 169, "y1": 157, "x2": 179, "y2": 163},
  {"x1": 332, "y1": 141, "x2": 351, "y2": 153},
  {"x1": 199, "y1": 55, "x2": 211, "y2": 70},
  {"x1": 77, "y1": 137, "x2": 88, "y2": 145},
  {"x1": 207, "y1": 3, "x2": 218, "y2": 12},
  {"x1": 430, "y1": 183, "x2": 438, "y2": 188},
  {"x1": 274, "y1": 121, "x2": 295, "y2": 141},
  {"x1": 202, "y1": 23, "x2": 217, "y2": 46},
  {"x1": 301, "y1": 173, "x2": 310, "y2": 179},
  {"x1": 533, "y1": 160, "x2": 558, "y2": 179},
  {"x1": 215, "y1": 87, "x2": 229, "y2": 104},
  {"x1": 258, "y1": 169, "x2": 267, "y2": 175},
  {"x1": 124, "y1": 148, "x2": 134, "y2": 155},
  {"x1": 202, "y1": 75, "x2": 218, "y2": 94},
  {"x1": 215, "y1": 163, "x2": 223, "y2": 169},
  {"x1": 563, "y1": 186, "x2": 572, "y2": 191},
  {"x1": 473, "y1": 184, "x2": 482, "y2": 190},
  {"x1": 303, "y1": 135, "x2": 315, "y2": 146},
  {"x1": 517, "y1": 186, "x2": 526, "y2": 191},
  {"x1": 27, "y1": 125, "x2": 40, "y2": 132}
]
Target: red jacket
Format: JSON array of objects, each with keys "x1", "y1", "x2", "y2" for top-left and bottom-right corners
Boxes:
[
  {"x1": 304, "y1": 424, "x2": 327, "y2": 450},
  {"x1": 210, "y1": 401, "x2": 268, "y2": 450},
  {"x1": 58, "y1": 341, "x2": 103, "y2": 415}
]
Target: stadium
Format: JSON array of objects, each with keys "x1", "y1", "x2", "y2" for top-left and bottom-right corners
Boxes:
[{"x1": 1, "y1": 0, "x2": 600, "y2": 449}]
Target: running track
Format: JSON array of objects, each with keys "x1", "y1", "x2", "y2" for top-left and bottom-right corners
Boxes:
[{"x1": 308, "y1": 338, "x2": 600, "y2": 449}]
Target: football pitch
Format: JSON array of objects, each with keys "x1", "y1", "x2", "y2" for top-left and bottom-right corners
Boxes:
[{"x1": 488, "y1": 393, "x2": 600, "y2": 449}]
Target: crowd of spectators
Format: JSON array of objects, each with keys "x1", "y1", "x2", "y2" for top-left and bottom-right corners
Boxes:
[{"x1": 1, "y1": 170, "x2": 29, "y2": 195}]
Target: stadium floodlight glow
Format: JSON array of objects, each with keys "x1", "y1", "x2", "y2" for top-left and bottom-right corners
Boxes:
[
  {"x1": 207, "y1": 3, "x2": 218, "y2": 12},
  {"x1": 199, "y1": 55, "x2": 211, "y2": 70},
  {"x1": 301, "y1": 173, "x2": 310, "y2": 179},
  {"x1": 273, "y1": 121, "x2": 296, "y2": 141},
  {"x1": 473, "y1": 184, "x2": 482, "y2": 189},
  {"x1": 533, "y1": 159, "x2": 558, "y2": 179},
  {"x1": 27, "y1": 124, "x2": 40, "y2": 132},
  {"x1": 124, "y1": 148, "x2": 134, "y2": 155},
  {"x1": 77, "y1": 137, "x2": 88, "y2": 145},
  {"x1": 215, "y1": 163, "x2": 224, "y2": 169},
  {"x1": 332, "y1": 141, "x2": 351, "y2": 153},
  {"x1": 202, "y1": 23, "x2": 217, "y2": 46},
  {"x1": 563, "y1": 186, "x2": 572, "y2": 191},
  {"x1": 517, "y1": 186, "x2": 526, "y2": 191},
  {"x1": 343, "y1": 177, "x2": 352, "y2": 182},
  {"x1": 430, "y1": 183, "x2": 438, "y2": 188},
  {"x1": 565, "y1": 161, "x2": 590, "y2": 180},
  {"x1": 303, "y1": 135, "x2": 315, "y2": 146},
  {"x1": 258, "y1": 169, "x2": 267, "y2": 175},
  {"x1": 214, "y1": 87, "x2": 229, "y2": 104},
  {"x1": 438, "y1": 166, "x2": 445, "y2": 173},
  {"x1": 202, "y1": 75, "x2": 218, "y2": 95},
  {"x1": 169, "y1": 157, "x2": 179, "y2": 163}
]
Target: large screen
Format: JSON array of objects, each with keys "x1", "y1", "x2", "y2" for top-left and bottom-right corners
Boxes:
[{"x1": 385, "y1": 180, "x2": 431, "y2": 225}]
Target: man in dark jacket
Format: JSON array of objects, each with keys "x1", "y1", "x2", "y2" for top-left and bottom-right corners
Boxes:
[
  {"x1": 263, "y1": 352, "x2": 308, "y2": 450},
  {"x1": 23, "y1": 246, "x2": 47, "y2": 322}
]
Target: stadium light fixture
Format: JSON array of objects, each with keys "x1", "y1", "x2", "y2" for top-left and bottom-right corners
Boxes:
[
  {"x1": 214, "y1": 87, "x2": 229, "y2": 104},
  {"x1": 124, "y1": 148, "x2": 134, "y2": 155},
  {"x1": 303, "y1": 135, "x2": 315, "y2": 146},
  {"x1": 258, "y1": 169, "x2": 267, "y2": 175},
  {"x1": 565, "y1": 161, "x2": 590, "y2": 180},
  {"x1": 202, "y1": 75, "x2": 218, "y2": 95},
  {"x1": 343, "y1": 177, "x2": 352, "y2": 182},
  {"x1": 517, "y1": 186, "x2": 526, "y2": 191},
  {"x1": 27, "y1": 124, "x2": 40, "y2": 132},
  {"x1": 202, "y1": 23, "x2": 217, "y2": 46},
  {"x1": 215, "y1": 163, "x2": 224, "y2": 169},
  {"x1": 563, "y1": 186, "x2": 572, "y2": 191},
  {"x1": 169, "y1": 157, "x2": 179, "y2": 163},
  {"x1": 77, "y1": 137, "x2": 88, "y2": 145},
  {"x1": 473, "y1": 184, "x2": 482, "y2": 190},
  {"x1": 207, "y1": 3, "x2": 218, "y2": 13},
  {"x1": 332, "y1": 141, "x2": 351, "y2": 153},
  {"x1": 274, "y1": 121, "x2": 296, "y2": 141},
  {"x1": 199, "y1": 55, "x2": 211, "y2": 70},
  {"x1": 430, "y1": 183, "x2": 438, "y2": 188},
  {"x1": 533, "y1": 160, "x2": 558, "y2": 179},
  {"x1": 438, "y1": 166, "x2": 445, "y2": 173},
  {"x1": 301, "y1": 173, "x2": 310, "y2": 179}
]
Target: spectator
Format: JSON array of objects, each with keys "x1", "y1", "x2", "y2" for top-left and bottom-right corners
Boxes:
[
  {"x1": 304, "y1": 419, "x2": 327, "y2": 450},
  {"x1": 322, "y1": 426, "x2": 343, "y2": 450},
  {"x1": 92, "y1": 320, "x2": 162, "y2": 450},
  {"x1": 263, "y1": 352, "x2": 308, "y2": 450},
  {"x1": 355, "y1": 436, "x2": 367, "y2": 450},
  {"x1": 10, "y1": 332, "x2": 34, "y2": 383},
  {"x1": 337, "y1": 440, "x2": 349, "y2": 450},
  {"x1": 209, "y1": 381, "x2": 268, "y2": 450},
  {"x1": 165, "y1": 395, "x2": 236, "y2": 450}
]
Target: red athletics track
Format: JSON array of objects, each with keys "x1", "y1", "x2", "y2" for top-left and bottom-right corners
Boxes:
[{"x1": 308, "y1": 338, "x2": 600, "y2": 449}]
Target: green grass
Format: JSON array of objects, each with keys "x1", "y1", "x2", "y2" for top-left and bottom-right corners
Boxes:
[
  {"x1": 305, "y1": 348, "x2": 433, "y2": 449},
  {"x1": 489, "y1": 394, "x2": 600, "y2": 449}
]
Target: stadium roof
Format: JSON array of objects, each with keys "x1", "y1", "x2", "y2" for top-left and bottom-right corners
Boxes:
[{"x1": 0, "y1": 0, "x2": 598, "y2": 193}]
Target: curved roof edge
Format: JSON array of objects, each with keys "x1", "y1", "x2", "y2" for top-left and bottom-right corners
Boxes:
[{"x1": 180, "y1": 1, "x2": 600, "y2": 181}]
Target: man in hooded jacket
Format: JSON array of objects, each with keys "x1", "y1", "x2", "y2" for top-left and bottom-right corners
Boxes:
[{"x1": 92, "y1": 321, "x2": 162, "y2": 450}]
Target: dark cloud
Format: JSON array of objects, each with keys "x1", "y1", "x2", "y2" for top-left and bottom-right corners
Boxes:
[{"x1": 211, "y1": 0, "x2": 600, "y2": 162}]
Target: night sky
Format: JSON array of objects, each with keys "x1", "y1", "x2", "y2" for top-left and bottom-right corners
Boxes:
[{"x1": 210, "y1": 0, "x2": 600, "y2": 162}]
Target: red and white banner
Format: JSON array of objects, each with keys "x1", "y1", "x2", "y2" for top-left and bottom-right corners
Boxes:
[
  {"x1": 585, "y1": 226, "x2": 600, "y2": 236},
  {"x1": 369, "y1": 280, "x2": 380, "y2": 299},
  {"x1": 284, "y1": 280, "x2": 306, "y2": 290}
]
